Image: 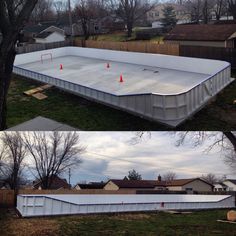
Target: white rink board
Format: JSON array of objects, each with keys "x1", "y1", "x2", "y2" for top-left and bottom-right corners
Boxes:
[
  {"x1": 13, "y1": 47, "x2": 233, "y2": 127},
  {"x1": 17, "y1": 194, "x2": 235, "y2": 217}
]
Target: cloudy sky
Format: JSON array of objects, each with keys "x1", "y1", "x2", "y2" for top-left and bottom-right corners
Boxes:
[{"x1": 64, "y1": 132, "x2": 236, "y2": 185}]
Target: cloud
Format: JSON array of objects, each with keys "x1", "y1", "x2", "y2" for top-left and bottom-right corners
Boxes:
[{"x1": 70, "y1": 132, "x2": 235, "y2": 185}]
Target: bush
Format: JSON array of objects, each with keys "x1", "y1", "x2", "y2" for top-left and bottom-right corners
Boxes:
[{"x1": 135, "y1": 28, "x2": 160, "y2": 40}]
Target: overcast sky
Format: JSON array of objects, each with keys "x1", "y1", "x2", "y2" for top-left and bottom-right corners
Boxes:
[{"x1": 60, "y1": 132, "x2": 236, "y2": 185}]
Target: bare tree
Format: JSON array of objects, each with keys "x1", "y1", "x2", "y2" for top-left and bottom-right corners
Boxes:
[
  {"x1": 228, "y1": 0, "x2": 236, "y2": 19},
  {"x1": 201, "y1": 173, "x2": 218, "y2": 184},
  {"x1": 175, "y1": 132, "x2": 236, "y2": 173},
  {"x1": 23, "y1": 132, "x2": 85, "y2": 189},
  {"x1": 113, "y1": 0, "x2": 156, "y2": 37},
  {"x1": 53, "y1": 1, "x2": 68, "y2": 21},
  {"x1": 74, "y1": 0, "x2": 108, "y2": 39},
  {"x1": 0, "y1": 132, "x2": 27, "y2": 191},
  {"x1": 163, "y1": 171, "x2": 177, "y2": 182},
  {"x1": 0, "y1": 0, "x2": 39, "y2": 130},
  {"x1": 213, "y1": 0, "x2": 224, "y2": 20},
  {"x1": 31, "y1": 0, "x2": 54, "y2": 23},
  {"x1": 185, "y1": 0, "x2": 203, "y2": 23}
]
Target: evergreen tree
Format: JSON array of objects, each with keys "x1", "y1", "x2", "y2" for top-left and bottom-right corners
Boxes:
[
  {"x1": 127, "y1": 169, "x2": 142, "y2": 180},
  {"x1": 161, "y1": 6, "x2": 177, "y2": 33}
]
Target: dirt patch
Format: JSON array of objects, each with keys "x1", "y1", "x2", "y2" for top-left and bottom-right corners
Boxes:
[
  {"x1": 111, "y1": 213, "x2": 151, "y2": 221},
  {"x1": 2, "y1": 218, "x2": 59, "y2": 236}
]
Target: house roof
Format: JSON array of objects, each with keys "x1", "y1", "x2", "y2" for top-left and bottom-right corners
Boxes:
[
  {"x1": 164, "y1": 24, "x2": 236, "y2": 41},
  {"x1": 35, "y1": 31, "x2": 53, "y2": 39},
  {"x1": 76, "y1": 182, "x2": 106, "y2": 189},
  {"x1": 165, "y1": 178, "x2": 213, "y2": 187},
  {"x1": 214, "y1": 182, "x2": 227, "y2": 187},
  {"x1": 225, "y1": 179, "x2": 236, "y2": 185},
  {"x1": 33, "y1": 175, "x2": 71, "y2": 190},
  {"x1": 24, "y1": 24, "x2": 50, "y2": 33},
  {"x1": 109, "y1": 178, "x2": 213, "y2": 189},
  {"x1": 109, "y1": 179, "x2": 166, "y2": 189}
]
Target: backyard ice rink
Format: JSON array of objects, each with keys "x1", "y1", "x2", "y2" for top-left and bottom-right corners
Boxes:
[
  {"x1": 19, "y1": 55, "x2": 210, "y2": 96},
  {"x1": 14, "y1": 47, "x2": 233, "y2": 126}
]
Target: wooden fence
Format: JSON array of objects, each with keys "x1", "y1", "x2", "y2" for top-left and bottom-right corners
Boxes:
[
  {"x1": 15, "y1": 40, "x2": 236, "y2": 69},
  {"x1": 16, "y1": 40, "x2": 73, "y2": 54},
  {"x1": 0, "y1": 189, "x2": 137, "y2": 207},
  {"x1": 74, "y1": 39, "x2": 180, "y2": 56},
  {"x1": 179, "y1": 45, "x2": 236, "y2": 69},
  {"x1": 0, "y1": 190, "x2": 14, "y2": 207}
]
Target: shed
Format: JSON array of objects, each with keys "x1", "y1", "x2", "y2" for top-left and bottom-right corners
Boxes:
[
  {"x1": 34, "y1": 31, "x2": 65, "y2": 44},
  {"x1": 164, "y1": 24, "x2": 236, "y2": 48}
]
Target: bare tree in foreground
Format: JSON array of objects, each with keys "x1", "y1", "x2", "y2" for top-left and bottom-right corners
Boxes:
[
  {"x1": 24, "y1": 132, "x2": 85, "y2": 189},
  {"x1": 0, "y1": 0, "x2": 39, "y2": 130},
  {"x1": 175, "y1": 132, "x2": 236, "y2": 172},
  {"x1": 0, "y1": 132, "x2": 27, "y2": 191}
]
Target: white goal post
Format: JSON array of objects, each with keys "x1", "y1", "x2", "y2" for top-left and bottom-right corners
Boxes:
[{"x1": 41, "y1": 53, "x2": 53, "y2": 63}]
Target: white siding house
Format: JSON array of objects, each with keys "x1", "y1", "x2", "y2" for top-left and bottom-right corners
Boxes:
[
  {"x1": 223, "y1": 180, "x2": 236, "y2": 191},
  {"x1": 34, "y1": 31, "x2": 65, "y2": 44}
]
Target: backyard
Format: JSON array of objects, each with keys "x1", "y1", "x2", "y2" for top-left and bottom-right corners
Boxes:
[
  {"x1": 0, "y1": 209, "x2": 235, "y2": 236},
  {"x1": 6, "y1": 72, "x2": 236, "y2": 131}
]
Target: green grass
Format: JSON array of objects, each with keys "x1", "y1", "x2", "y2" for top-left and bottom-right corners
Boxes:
[
  {"x1": 6, "y1": 74, "x2": 236, "y2": 130},
  {"x1": 88, "y1": 33, "x2": 133, "y2": 42},
  {"x1": 1, "y1": 209, "x2": 236, "y2": 236},
  {"x1": 81, "y1": 31, "x2": 163, "y2": 43}
]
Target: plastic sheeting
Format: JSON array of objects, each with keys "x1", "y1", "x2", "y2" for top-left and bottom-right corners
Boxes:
[{"x1": 17, "y1": 194, "x2": 235, "y2": 217}]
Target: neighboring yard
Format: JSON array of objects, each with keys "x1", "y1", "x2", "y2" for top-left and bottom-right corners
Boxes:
[
  {"x1": 0, "y1": 209, "x2": 236, "y2": 236},
  {"x1": 6, "y1": 73, "x2": 236, "y2": 131},
  {"x1": 78, "y1": 31, "x2": 164, "y2": 43}
]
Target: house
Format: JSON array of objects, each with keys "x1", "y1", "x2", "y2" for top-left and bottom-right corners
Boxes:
[
  {"x1": 147, "y1": 3, "x2": 191, "y2": 28},
  {"x1": 164, "y1": 24, "x2": 236, "y2": 48},
  {"x1": 34, "y1": 31, "x2": 65, "y2": 44},
  {"x1": 33, "y1": 175, "x2": 71, "y2": 190},
  {"x1": 74, "y1": 182, "x2": 106, "y2": 190},
  {"x1": 0, "y1": 179, "x2": 10, "y2": 189},
  {"x1": 104, "y1": 179, "x2": 167, "y2": 191},
  {"x1": 165, "y1": 178, "x2": 213, "y2": 192},
  {"x1": 214, "y1": 182, "x2": 228, "y2": 192},
  {"x1": 222, "y1": 179, "x2": 236, "y2": 191},
  {"x1": 104, "y1": 177, "x2": 213, "y2": 192},
  {"x1": 22, "y1": 23, "x2": 65, "y2": 43}
]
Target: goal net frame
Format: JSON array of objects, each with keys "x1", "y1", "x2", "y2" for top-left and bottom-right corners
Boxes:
[{"x1": 41, "y1": 53, "x2": 53, "y2": 64}]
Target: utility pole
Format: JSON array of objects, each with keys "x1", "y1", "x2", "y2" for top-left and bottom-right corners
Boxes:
[
  {"x1": 69, "y1": 168, "x2": 71, "y2": 185},
  {"x1": 68, "y1": 0, "x2": 73, "y2": 39}
]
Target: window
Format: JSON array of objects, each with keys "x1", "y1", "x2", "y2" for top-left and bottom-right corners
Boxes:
[{"x1": 185, "y1": 188, "x2": 193, "y2": 191}]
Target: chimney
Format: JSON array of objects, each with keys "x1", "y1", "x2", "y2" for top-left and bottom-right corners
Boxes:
[{"x1": 158, "y1": 175, "x2": 162, "y2": 182}]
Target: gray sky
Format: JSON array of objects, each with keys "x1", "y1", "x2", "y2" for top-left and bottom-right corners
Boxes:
[{"x1": 65, "y1": 132, "x2": 236, "y2": 185}]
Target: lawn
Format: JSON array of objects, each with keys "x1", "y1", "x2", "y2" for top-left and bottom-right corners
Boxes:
[
  {"x1": 6, "y1": 73, "x2": 236, "y2": 131},
  {"x1": 0, "y1": 209, "x2": 236, "y2": 236},
  {"x1": 79, "y1": 31, "x2": 164, "y2": 43}
]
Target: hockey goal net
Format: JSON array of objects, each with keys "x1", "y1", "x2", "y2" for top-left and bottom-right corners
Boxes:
[{"x1": 41, "y1": 53, "x2": 53, "y2": 63}]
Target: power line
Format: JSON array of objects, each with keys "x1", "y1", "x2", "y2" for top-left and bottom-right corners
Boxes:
[{"x1": 84, "y1": 151, "x2": 235, "y2": 177}]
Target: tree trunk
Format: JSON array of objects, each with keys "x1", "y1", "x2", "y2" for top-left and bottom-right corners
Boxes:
[
  {"x1": 224, "y1": 132, "x2": 236, "y2": 152},
  {"x1": 127, "y1": 22, "x2": 133, "y2": 38},
  {"x1": 0, "y1": 36, "x2": 17, "y2": 130}
]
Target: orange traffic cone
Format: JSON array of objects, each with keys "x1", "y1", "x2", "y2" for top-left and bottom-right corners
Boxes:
[
  {"x1": 120, "y1": 74, "x2": 123, "y2": 83},
  {"x1": 106, "y1": 63, "x2": 110, "y2": 69},
  {"x1": 60, "y1": 64, "x2": 63, "y2": 70}
]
